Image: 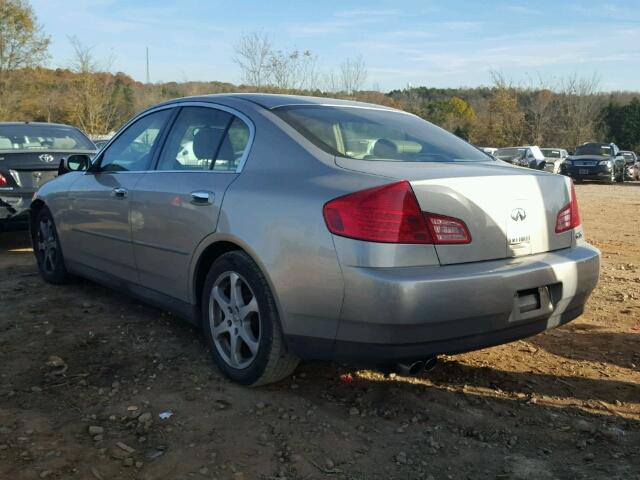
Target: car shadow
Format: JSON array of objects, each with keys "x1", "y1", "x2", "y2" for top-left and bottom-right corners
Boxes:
[
  {"x1": 0, "y1": 229, "x2": 32, "y2": 252},
  {"x1": 527, "y1": 323, "x2": 639, "y2": 370}
]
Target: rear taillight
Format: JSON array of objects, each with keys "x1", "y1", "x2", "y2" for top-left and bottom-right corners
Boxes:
[
  {"x1": 323, "y1": 180, "x2": 471, "y2": 244},
  {"x1": 0, "y1": 173, "x2": 7, "y2": 187},
  {"x1": 424, "y1": 213, "x2": 472, "y2": 244},
  {"x1": 555, "y1": 181, "x2": 581, "y2": 233}
]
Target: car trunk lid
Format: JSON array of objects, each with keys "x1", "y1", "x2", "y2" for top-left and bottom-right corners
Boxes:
[
  {"x1": 335, "y1": 158, "x2": 573, "y2": 265},
  {"x1": 0, "y1": 151, "x2": 91, "y2": 191}
]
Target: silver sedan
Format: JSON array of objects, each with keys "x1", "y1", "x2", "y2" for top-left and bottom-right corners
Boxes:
[{"x1": 30, "y1": 94, "x2": 601, "y2": 385}]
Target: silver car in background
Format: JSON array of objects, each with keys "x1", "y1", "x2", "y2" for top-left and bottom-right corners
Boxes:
[
  {"x1": 30, "y1": 94, "x2": 601, "y2": 385},
  {"x1": 541, "y1": 148, "x2": 569, "y2": 174}
]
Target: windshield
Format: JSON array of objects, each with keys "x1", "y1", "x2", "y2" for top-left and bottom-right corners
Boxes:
[
  {"x1": 495, "y1": 148, "x2": 525, "y2": 159},
  {"x1": 574, "y1": 144, "x2": 611, "y2": 156},
  {"x1": 274, "y1": 105, "x2": 489, "y2": 163},
  {"x1": 621, "y1": 152, "x2": 635, "y2": 160},
  {"x1": 541, "y1": 149, "x2": 562, "y2": 158},
  {"x1": 0, "y1": 124, "x2": 94, "y2": 151}
]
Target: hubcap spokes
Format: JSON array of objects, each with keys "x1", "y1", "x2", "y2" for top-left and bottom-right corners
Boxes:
[
  {"x1": 209, "y1": 271, "x2": 260, "y2": 369},
  {"x1": 37, "y1": 219, "x2": 57, "y2": 273}
]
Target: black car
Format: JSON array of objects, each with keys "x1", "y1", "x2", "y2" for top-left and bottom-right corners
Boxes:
[
  {"x1": 561, "y1": 142, "x2": 626, "y2": 183},
  {"x1": 0, "y1": 122, "x2": 96, "y2": 226}
]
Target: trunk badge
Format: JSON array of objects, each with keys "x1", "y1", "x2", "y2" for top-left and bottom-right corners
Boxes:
[
  {"x1": 39, "y1": 153, "x2": 55, "y2": 163},
  {"x1": 511, "y1": 208, "x2": 527, "y2": 221}
]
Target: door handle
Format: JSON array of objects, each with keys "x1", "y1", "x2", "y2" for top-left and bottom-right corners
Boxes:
[
  {"x1": 191, "y1": 190, "x2": 213, "y2": 205},
  {"x1": 111, "y1": 187, "x2": 128, "y2": 198}
]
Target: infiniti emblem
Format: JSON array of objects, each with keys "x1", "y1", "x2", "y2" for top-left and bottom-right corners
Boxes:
[
  {"x1": 39, "y1": 153, "x2": 54, "y2": 163},
  {"x1": 511, "y1": 208, "x2": 527, "y2": 221}
]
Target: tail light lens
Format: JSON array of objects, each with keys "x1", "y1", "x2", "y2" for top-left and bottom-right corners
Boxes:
[
  {"x1": 323, "y1": 180, "x2": 471, "y2": 244},
  {"x1": 424, "y1": 213, "x2": 472, "y2": 244},
  {"x1": 0, "y1": 173, "x2": 7, "y2": 187},
  {"x1": 555, "y1": 181, "x2": 581, "y2": 233}
]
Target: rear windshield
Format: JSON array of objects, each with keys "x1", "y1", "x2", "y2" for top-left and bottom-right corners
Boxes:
[
  {"x1": 273, "y1": 105, "x2": 489, "y2": 163},
  {"x1": 495, "y1": 148, "x2": 525, "y2": 158},
  {"x1": 541, "y1": 149, "x2": 561, "y2": 158},
  {"x1": 0, "y1": 124, "x2": 94, "y2": 151},
  {"x1": 575, "y1": 144, "x2": 611, "y2": 156}
]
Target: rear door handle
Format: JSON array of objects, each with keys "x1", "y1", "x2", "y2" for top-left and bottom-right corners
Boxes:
[
  {"x1": 112, "y1": 187, "x2": 128, "y2": 198},
  {"x1": 191, "y1": 190, "x2": 213, "y2": 205}
]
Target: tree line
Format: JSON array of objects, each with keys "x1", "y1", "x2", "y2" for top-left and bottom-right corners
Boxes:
[{"x1": 1, "y1": 0, "x2": 639, "y2": 152}]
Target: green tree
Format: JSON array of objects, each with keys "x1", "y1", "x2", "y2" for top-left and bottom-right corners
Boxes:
[{"x1": 602, "y1": 98, "x2": 640, "y2": 151}]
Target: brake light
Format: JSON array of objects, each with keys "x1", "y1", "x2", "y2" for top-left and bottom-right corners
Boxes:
[
  {"x1": 323, "y1": 181, "x2": 471, "y2": 244},
  {"x1": 555, "y1": 181, "x2": 581, "y2": 233},
  {"x1": 0, "y1": 173, "x2": 7, "y2": 187},
  {"x1": 424, "y1": 213, "x2": 472, "y2": 244}
]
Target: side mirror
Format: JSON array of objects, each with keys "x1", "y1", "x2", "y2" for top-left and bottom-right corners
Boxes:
[{"x1": 58, "y1": 154, "x2": 91, "y2": 175}]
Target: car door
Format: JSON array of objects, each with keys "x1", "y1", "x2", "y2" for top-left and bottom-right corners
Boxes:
[
  {"x1": 131, "y1": 104, "x2": 253, "y2": 302},
  {"x1": 65, "y1": 108, "x2": 174, "y2": 283}
]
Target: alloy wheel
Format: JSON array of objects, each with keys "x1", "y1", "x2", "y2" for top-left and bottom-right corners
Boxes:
[
  {"x1": 208, "y1": 271, "x2": 261, "y2": 369},
  {"x1": 37, "y1": 217, "x2": 57, "y2": 274}
]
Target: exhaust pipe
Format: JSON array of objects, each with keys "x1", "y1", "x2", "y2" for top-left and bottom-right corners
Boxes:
[
  {"x1": 395, "y1": 357, "x2": 438, "y2": 376},
  {"x1": 395, "y1": 360, "x2": 425, "y2": 376},
  {"x1": 423, "y1": 356, "x2": 438, "y2": 372}
]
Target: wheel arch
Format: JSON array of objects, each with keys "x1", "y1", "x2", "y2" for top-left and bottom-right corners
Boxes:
[
  {"x1": 28, "y1": 199, "x2": 46, "y2": 236},
  {"x1": 190, "y1": 234, "x2": 283, "y2": 326}
]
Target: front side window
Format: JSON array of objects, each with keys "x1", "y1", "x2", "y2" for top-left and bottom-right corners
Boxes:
[
  {"x1": 0, "y1": 124, "x2": 94, "y2": 151},
  {"x1": 274, "y1": 105, "x2": 488, "y2": 163},
  {"x1": 99, "y1": 109, "x2": 172, "y2": 172},
  {"x1": 156, "y1": 107, "x2": 250, "y2": 172}
]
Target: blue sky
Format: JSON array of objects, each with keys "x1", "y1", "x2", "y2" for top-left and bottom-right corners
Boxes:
[{"x1": 30, "y1": 0, "x2": 640, "y2": 91}]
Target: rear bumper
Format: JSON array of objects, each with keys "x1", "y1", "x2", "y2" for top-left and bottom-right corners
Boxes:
[
  {"x1": 0, "y1": 191, "x2": 30, "y2": 221},
  {"x1": 287, "y1": 244, "x2": 600, "y2": 362}
]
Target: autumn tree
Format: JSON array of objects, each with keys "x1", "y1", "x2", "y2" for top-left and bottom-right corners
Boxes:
[
  {"x1": 556, "y1": 75, "x2": 603, "y2": 148},
  {"x1": 0, "y1": 0, "x2": 49, "y2": 117},
  {"x1": 68, "y1": 36, "x2": 118, "y2": 135},
  {"x1": 474, "y1": 75, "x2": 525, "y2": 147}
]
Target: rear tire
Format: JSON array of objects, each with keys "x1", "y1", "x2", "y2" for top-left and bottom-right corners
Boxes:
[
  {"x1": 31, "y1": 207, "x2": 72, "y2": 284},
  {"x1": 201, "y1": 251, "x2": 299, "y2": 386}
]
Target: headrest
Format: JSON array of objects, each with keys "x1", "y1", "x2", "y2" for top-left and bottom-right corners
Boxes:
[
  {"x1": 0, "y1": 137, "x2": 12, "y2": 149},
  {"x1": 53, "y1": 137, "x2": 76, "y2": 149},
  {"x1": 193, "y1": 127, "x2": 224, "y2": 160},
  {"x1": 372, "y1": 138, "x2": 398, "y2": 159}
]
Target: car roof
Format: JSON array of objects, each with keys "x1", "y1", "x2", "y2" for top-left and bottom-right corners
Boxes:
[
  {"x1": 0, "y1": 121, "x2": 79, "y2": 128},
  {"x1": 158, "y1": 93, "x2": 400, "y2": 112}
]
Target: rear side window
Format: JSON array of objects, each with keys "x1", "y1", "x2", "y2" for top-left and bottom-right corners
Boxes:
[
  {"x1": 156, "y1": 107, "x2": 251, "y2": 172},
  {"x1": 274, "y1": 105, "x2": 488, "y2": 163}
]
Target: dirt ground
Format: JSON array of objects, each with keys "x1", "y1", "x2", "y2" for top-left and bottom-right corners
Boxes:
[{"x1": 0, "y1": 183, "x2": 638, "y2": 480}]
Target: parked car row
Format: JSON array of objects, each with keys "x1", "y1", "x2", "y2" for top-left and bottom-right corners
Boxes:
[{"x1": 481, "y1": 142, "x2": 639, "y2": 183}]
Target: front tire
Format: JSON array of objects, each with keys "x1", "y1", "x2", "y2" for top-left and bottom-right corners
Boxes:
[
  {"x1": 201, "y1": 251, "x2": 299, "y2": 386},
  {"x1": 31, "y1": 207, "x2": 72, "y2": 284}
]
